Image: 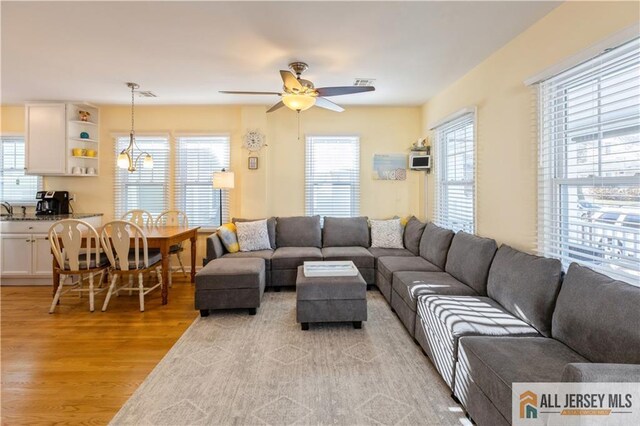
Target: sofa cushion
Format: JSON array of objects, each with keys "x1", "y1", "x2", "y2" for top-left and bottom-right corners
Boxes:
[
  {"x1": 321, "y1": 246, "x2": 374, "y2": 269},
  {"x1": 370, "y1": 218, "x2": 404, "y2": 248},
  {"x1": 236, "y1": 219, "x2": 271, "y2": 252},
  {"x1": 222, "y1": 250, "x2": 274, "y2": 270},
  {"x1": 195, "y1": 258, "x2": 265, "y2": 290},
  {"x1": 403, "y1": 216, "x2": 427, "y2": 255},
  {"x1": 322, "y1": 216, "x2": 369, "y2": 248},
  {"x1": 487, "y1": 245, "x2": 563, "y2": 337},
  {"x1": 271, "y1": 246, "x2": 323, "y2": 270},
  {"x1": 552, "y1": 263, "x2": 640, "y2": 364},
  {"x1": 233, "y1": 217, "x2": 276, "y2": 249},
  {"x1": 393, "y1": 271, "x2": 477, "y2": 312},
  {"x1": 456, "y1": 336, "x2": 587, "y2": 421},
  {"x1": 276, "y1": 216, "x2": 322, "y2": 248},
  {"x1": 418, "y1": 295, "x2": 540, "y2": 388},
  {"x1": 377, "y1": 256, "x2": 441, "y2": 283},
  {"x1": 445, "y1": 232, "x2": 497, "y2": 295},
  {"x1": 368, "y1": 247, "x2": 414, "y2": 268},
  {"x1": 419, "y1": 223, "x2": 455, "y2": 269}
]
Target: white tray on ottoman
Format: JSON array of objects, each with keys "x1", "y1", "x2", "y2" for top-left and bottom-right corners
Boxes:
[{"x1": 303, "y1": 260, "x2": 359, "y2": 277}]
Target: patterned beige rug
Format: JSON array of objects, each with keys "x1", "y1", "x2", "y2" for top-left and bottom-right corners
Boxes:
[{"x1": 111, "y1": 290, "x2": 468, "y2": 425}]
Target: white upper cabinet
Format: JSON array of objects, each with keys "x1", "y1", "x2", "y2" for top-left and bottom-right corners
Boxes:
[
  {"x1": 25, "y1": 103, "x2": 66, "y2": 174},
  {"x1": 25, "y1": 102, "x2": 100, "y2": 176}
]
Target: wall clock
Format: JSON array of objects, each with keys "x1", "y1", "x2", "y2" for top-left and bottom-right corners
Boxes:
[{"x1": 243, "y1": 130, "x2": 266, "y2": 152}]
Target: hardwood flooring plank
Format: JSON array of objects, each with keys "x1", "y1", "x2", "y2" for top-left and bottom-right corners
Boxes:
[{"x1": 1, "y1": 278, "x2": 197, "y2": 425}]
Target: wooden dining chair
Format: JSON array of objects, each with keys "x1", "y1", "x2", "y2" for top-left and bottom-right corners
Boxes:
[
  {"x1": 49, "y1": 219, "x2": 109, "y2": 313},
  {"x1": 100, "y1": 220, "x2": 163, "y2": 312},
  {"x1": 121, "y1": 209, "x2": 153, "y2": 227},
  {"x1": 155, "y1": 210, "x2": 189, "y2": 284}
]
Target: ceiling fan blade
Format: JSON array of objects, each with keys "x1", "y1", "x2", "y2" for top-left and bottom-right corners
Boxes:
[
  {"x1": 219, "y1": 90, "x2": 281, "y2": 95},
  {"x1": 314, "y1": 97, "x2": 345, "y2": 112},
  {"x1": 280, "y1": 70, "x2": 303, "y2": 92},
  {"x1": 266, "y1": 101, "x2": 285, "y2": 113},
  {"x1": 316, "y1": 86, "x2": 375, "y2": 97}
]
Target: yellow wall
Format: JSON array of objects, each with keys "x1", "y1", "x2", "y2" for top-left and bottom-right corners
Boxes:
[
  {"x1": 421, "y1": 1, "x2": 640, "y2": 252},
  {"x1": 1, "y1": 104, "x2": 422, "y2": 261}
]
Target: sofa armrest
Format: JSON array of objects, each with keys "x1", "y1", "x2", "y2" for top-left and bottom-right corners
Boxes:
[
  {"x1": 205, "y1": 233, "x2": 226, "y2": 265},
  {"x1": 561, "y1": 363, "x2": 640, "y2": 383}
]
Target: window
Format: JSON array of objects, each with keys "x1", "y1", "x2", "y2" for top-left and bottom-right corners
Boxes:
[
  {"x1": 176, "y1": 135, "x2": 230, "y2": 229},
  {"x1": 433, "y1": 113, "x2": 475, "y2": 233},
  {"x1": 538, "y1": 37, "x2": 640, "y2": 283},
  {"x1": 114, "y1": 135, "x2": 170, "y2": 219},
  {"x1": 0, "y1": 135, "x2": 42, "y2": 204},
  {"x1": 305, "y1": 136, "x2": 360, "y2": 217}
]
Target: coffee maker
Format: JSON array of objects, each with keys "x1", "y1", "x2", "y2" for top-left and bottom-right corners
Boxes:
[{"x1": 35, "y1": 191, "x2": 70, "y2": 215}]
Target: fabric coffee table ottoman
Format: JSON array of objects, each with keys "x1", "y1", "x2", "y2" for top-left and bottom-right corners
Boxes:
[
  {"x1": 195, "y1": 258, "x2": 265, "y2": 317},
  {"x1": 296, "y1": 263, "x2": 367, "y2": 330}
]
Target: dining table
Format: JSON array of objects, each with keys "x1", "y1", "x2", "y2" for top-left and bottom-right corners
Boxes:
[{"x1": 52, "y1": 225, "x2": 200, "y2": 305}]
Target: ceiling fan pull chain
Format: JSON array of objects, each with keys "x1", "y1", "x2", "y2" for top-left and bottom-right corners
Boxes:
[{"x1": 297, "y1": 111, "x2": 301, "y2": 142}]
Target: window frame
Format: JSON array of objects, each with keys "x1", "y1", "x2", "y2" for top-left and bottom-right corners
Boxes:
[
  {"x1": 305, "y1": 135, "x2": 361, "y2": 218},
  {"x1": 537, "y1": 36, "x2": 640, "y2": 283},
  {"x1": 113, "y1": 133, "x2": 170, "y2": 220},
  {"x1": 0, "y1": 134, "x2": 42, "y2": 205},
  {"x1": 175, "y1": 133, "x2": 231, "y2": 231},
  {"x1": 432, "y1": 111, "x2": 476, "y2": 233}
]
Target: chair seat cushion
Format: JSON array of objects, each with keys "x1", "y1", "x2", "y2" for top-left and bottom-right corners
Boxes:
[
  {"x1": 393, "y1": 271, "x2": 477, "y2": 312},
  {"x1": 457, "y1": 336, "x2": 587, "y2": 421},
  {"x1": 120, "y1": 249, "x2": 162, "y2": 270},
  {"x1": 377, "y1": 256, "x2": 440, "y2": 283},
  {"x1": 321, "y1": 246, "x2": 374, "y2": 269},
  {"x1": 64, "y1": 252, "x2": 110, "y2": 270},
  {"x1": 271, "y1": 247, "x2": 322, "y2": 270},
  {"x1": 222, "y1": 250, "x2": 274, "y2": 270},
  {"x1": 168, "y1": 243, "x2": 183, "y2": 253}
]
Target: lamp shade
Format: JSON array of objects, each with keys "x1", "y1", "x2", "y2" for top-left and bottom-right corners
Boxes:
[
  {"x1": 212, "y1": 170, "x2": 235, "y2": 189},
  {"x1": 282, "y1": 94, "x2": 316, "y2": 111}
]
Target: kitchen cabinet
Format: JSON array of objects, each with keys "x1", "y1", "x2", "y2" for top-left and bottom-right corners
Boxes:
[
  {"x1": 25, "y1": 102, "x2": 100, "y2": 176},
  {"x1": 0, "y1": 215, "x2": 102, "y2": 285}
]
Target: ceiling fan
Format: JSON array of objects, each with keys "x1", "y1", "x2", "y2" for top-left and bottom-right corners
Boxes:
[{"x1": 220, "y1": 62, "x2": 375, "y2": 113}]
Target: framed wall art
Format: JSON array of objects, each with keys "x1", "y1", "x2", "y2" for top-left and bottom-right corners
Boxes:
[{"x1": 248, "y1": 156, "x2": 258, "y2": 170}]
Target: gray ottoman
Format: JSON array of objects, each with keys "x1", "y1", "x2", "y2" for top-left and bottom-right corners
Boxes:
[
  {"x1": 195, "y1": 258, "x2": 265, "y2": 317},
  {"x1": 296, "y1": 265, "x2": 367, "y2": 330}
]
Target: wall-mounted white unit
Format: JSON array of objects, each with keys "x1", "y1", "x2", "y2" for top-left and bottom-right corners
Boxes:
[
  {"x1": 25, "y1": 102, "x2": 100, "y2": 176},
  {"x1": 409, "y1": 152, "x2": 431, "y2": 171}
]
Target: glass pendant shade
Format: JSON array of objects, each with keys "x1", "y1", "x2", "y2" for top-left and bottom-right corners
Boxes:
[
  {"x1": 117, "y1": 151, "x2": 129, "y2": 169},
  {"x1": 282, "y1": 94, "x2": 316, "y2": 111},
  {"x1": 143, "y1": 154, "x2": 154, "y2": 169}
]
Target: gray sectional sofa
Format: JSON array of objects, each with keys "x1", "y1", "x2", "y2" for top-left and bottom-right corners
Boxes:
[{"x1": 203, "y1": 215, "x2": 640, "y2": 426}]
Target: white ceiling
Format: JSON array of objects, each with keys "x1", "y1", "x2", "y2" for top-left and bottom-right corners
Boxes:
[{"x1": 1, "y1": 1, "x2": 560, "y2": 106}]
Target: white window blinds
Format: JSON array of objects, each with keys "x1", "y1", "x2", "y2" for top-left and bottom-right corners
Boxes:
[
  {"x1": 114, "y1": 135, "x2": 169, "y2": 219},
  {"x1": 305, "y1": 136, "x2": 360, "y2": 217},
  {"x1": 538, "y1": 37, "x2": 640, "y2": 284},
  {"x1": 176, "y1": 135, "x2": 230, "y2": 229},
  {"x1": 0, "y1": 135, "x2": 42, "y2": 203},
  {"x1": 433, "y1": 113, "x2": 475, "y2": 233}
]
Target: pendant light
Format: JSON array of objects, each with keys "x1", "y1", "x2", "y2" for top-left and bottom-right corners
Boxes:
[{"x1": 117, "y1": 82, "x2": 153, "y2": 172}]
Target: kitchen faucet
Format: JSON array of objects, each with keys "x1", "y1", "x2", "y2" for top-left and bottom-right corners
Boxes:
[{"x1": 1, "y1": 201, "x2": 13, "y2": 215}]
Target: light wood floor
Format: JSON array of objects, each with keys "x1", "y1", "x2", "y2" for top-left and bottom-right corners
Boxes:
[{"x1": 1, "y1": 276, "x2": 197, "y2": 425}]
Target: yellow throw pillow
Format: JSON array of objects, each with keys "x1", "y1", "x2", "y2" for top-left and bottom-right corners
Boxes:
[{"x1": 217, "y1": 223, "x2": 239, "y2": 253}]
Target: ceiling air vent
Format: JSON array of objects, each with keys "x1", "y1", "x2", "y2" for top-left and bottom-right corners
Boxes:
[
  {"x1": 138, "y1": 91, "x2": 157, "y2": 98},
  {"x1": 353, "y1": 78, "x2": 375, "y2": 87}
]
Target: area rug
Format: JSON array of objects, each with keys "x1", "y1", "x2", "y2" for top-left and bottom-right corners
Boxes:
[{"x1": 110, "y1": 290, "x2": 468, "y2": 425}]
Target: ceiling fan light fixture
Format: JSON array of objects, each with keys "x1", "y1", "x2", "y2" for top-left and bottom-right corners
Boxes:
[{"x1": 282, "y1": 93, "x2": 316, "y2": 112}]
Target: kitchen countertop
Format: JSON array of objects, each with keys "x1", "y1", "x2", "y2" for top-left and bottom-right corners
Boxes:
[{"x1": 0, "y1": 213, "x2": 103, "y2": 222}]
